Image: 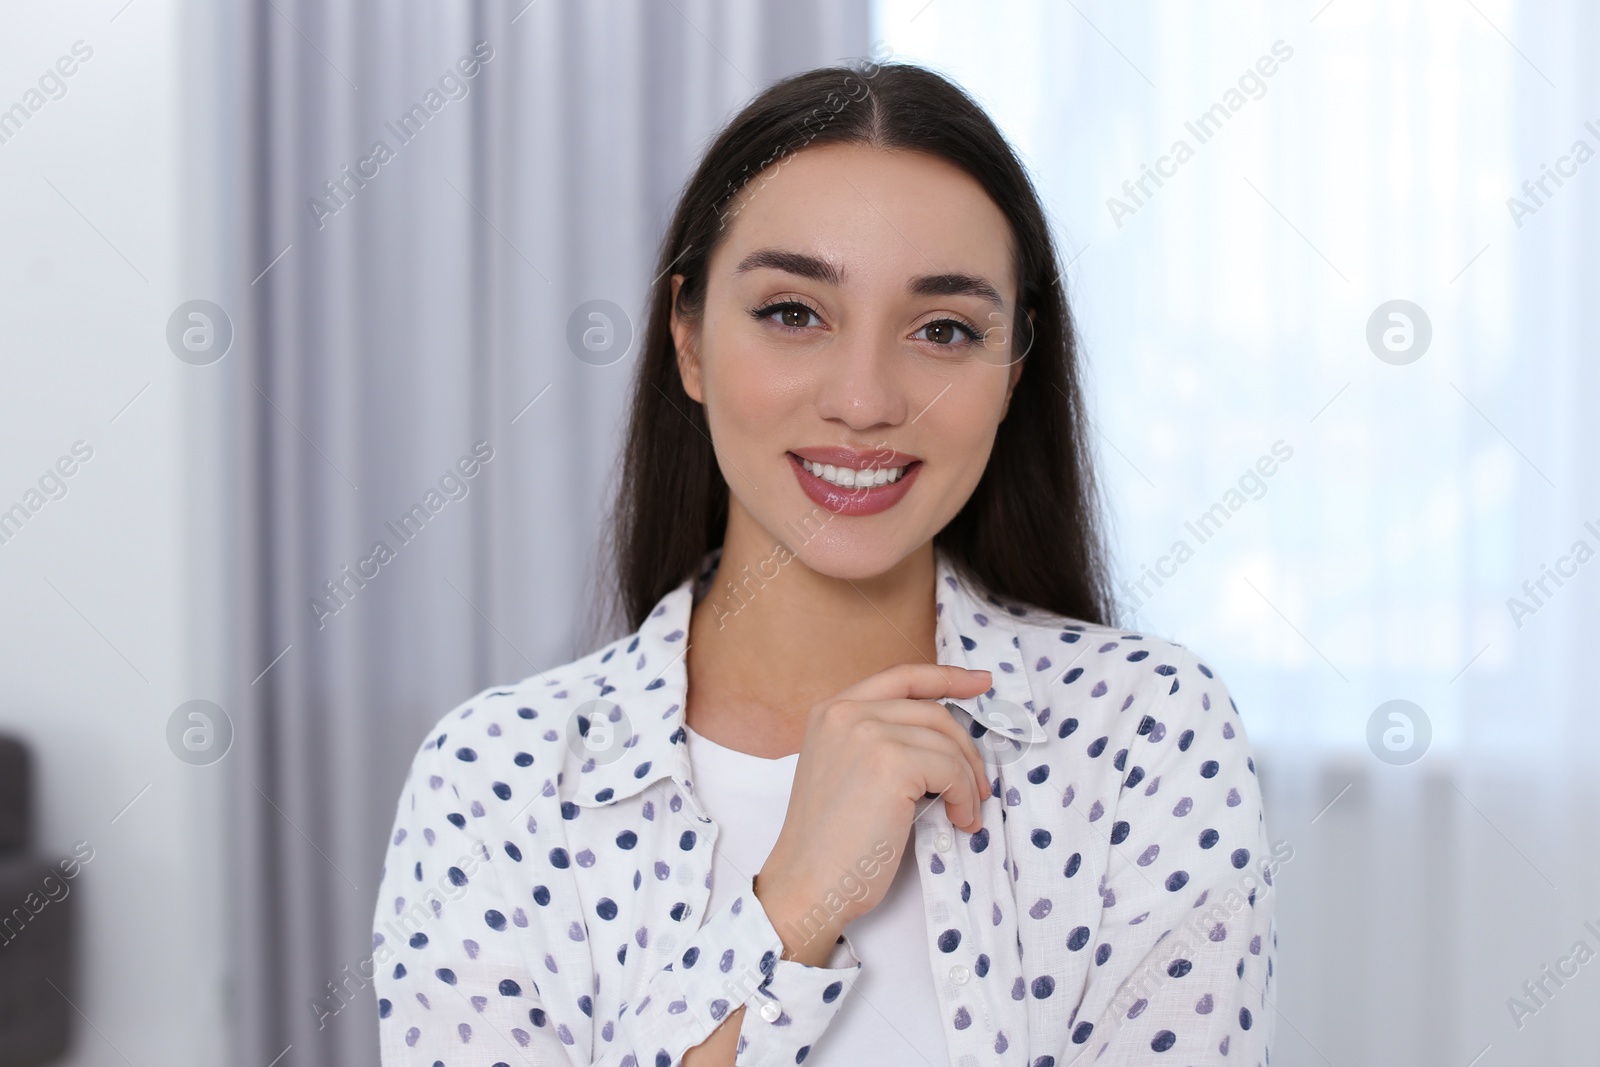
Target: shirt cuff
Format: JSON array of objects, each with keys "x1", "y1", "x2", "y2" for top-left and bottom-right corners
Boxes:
[
  {"x1": 624, "y1": 870, "x2": 862, "y2": 1065},
  {"x1": 734, "y1": 902, "x2": 863, "y2": 1065}
]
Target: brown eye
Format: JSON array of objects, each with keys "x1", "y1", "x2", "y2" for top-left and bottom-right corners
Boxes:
[
  {"x1": 749, "y1": 301, "x2": 822, "y2": 330},
  {"x1": 916, "y1": 318, "x2": 979, "y2": 346}
]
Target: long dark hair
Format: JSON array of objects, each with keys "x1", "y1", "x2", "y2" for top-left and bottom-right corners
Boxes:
[{"x1": 607, "y1": 61, "x2": 1113, "y2": 632}]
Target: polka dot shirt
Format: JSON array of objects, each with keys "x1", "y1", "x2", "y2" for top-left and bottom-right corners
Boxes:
[{"x1": 373, "y1": 547, "x2": 1278, "y2": 1065}]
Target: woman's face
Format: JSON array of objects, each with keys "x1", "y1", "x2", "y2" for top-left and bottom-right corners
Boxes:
[{"x1": 672, "y1": 142, "x2": 1025, "y2": 581}]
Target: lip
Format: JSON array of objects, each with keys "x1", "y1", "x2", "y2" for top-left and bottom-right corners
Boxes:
[
  {"x1": 790, "y1": 445, "x2": 922, "y2": 469},
  {"x1": 786, "y1": 448, "x2": 922, "y2": 516}
]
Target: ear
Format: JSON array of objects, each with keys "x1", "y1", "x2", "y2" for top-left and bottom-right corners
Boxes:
[
  {"x1": 669, "y1": 274, "x2": 705, "y2": 403},
  {"x1": 999, "y1": 308, "x2": 1033, "y2": 420}
]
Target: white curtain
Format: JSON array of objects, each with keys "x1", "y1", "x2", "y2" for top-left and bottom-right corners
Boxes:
[
  {"x1": 208, "y1": 3, "x2": 870, "y2": 1064},
  {"x1": 872, "y1": 0, "x2": 1600, "y2": 1063}
]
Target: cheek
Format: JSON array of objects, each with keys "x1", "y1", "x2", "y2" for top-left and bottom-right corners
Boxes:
[
  {"x1": 926, "y1": 382, "x2": 1007, "y2": 477},
  {"x1": 702, "y1": 345, "x2": 810, "y2": 438}
]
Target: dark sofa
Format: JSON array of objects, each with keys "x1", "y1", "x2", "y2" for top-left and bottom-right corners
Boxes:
[{"x1": 0, "y1": 736, "x2": 76, "y2": 1066}]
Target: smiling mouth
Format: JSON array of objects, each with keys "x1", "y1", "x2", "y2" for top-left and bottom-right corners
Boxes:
[
  {"x1": 785, "y1": 451, "x2": 923, "y2": 516},
  {"x1": 796, "y1": 456, "x2": 913, "y2": 489}
]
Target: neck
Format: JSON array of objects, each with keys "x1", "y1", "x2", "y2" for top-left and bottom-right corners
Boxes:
[{"x1": 684, "y1": 511, "x2": 939, "y2": 758}]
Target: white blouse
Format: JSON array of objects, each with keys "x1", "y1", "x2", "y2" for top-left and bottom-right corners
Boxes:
[
  {"x1": 373, "y1": 546, "x2": 1279, "y2": 1066},
  {"x1": 681, "y1": 723, "x2": 950, "y2": 1065}
]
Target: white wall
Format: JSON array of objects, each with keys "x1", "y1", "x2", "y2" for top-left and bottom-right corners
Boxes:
[{"x1": 0, "y1": 2, "x2": 227, "y2": 1064}]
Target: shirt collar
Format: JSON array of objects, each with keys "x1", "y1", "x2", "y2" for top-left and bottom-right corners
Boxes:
[{"x1": 562, "y1": 544, "x2": 1043, "y2": 809}]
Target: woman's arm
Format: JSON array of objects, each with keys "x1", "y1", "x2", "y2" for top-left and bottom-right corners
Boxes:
[
  {"x1": 1064, "y1": 656, "x2": 1279, "y2": 1065},
  {"x1": 680, "y1": 874, "x2": 855, "y2": 1066},
  {"x1": 373, "y1": 748, "x2": 574, "y2": 1065},
  {"x1": 373, "y1": 727, "x2": 864, "y2": 1067}
]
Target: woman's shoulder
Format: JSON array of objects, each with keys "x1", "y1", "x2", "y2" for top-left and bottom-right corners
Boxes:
[
  {"x1": 970, "y1": 584, "x2": 1234, "y2": 706},
  {"x1": 984, "y1": 598, "x2": 1253, "y2": 776},
  {"x1": 988, "y1": 604, "x2": 1267, "y2": 865},
  {"x1": 395, "y1": 629, "x2": 657, "y2": 820}
]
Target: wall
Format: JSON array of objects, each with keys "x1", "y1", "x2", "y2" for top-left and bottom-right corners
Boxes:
[{"x1": 0, "y1": 2, "x2": 227, "y2": 1064}]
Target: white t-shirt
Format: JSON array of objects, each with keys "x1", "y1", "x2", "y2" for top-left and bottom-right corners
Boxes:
[{"x1": 684, "y1": 723, "x2": 950, "y2": 1065}]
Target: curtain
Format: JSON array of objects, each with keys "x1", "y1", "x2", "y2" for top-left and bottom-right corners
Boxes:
[
  {"x1": 210, "y1": 3, "x2": 871, "y2": 1064},
  {"x1": 872, "y1": 0, "x2": 1600, "y2": 1063}
]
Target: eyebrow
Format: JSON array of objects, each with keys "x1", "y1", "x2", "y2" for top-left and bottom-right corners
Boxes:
[{"x1": 733, "y1": 247, "x2": 1004, "y2": 309}]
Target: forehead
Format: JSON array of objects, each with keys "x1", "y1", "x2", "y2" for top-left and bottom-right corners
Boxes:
[{"x1": 713, "y1": 142, "x2": 1016, "y2": 301}]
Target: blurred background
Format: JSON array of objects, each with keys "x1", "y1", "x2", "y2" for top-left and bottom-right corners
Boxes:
[{"x1": 1, "y1": 0, "x2": 1594, "y2": 1064}]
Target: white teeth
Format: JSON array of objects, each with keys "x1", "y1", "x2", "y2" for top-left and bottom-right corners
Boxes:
[{"x1": 800, "y1": 457, "x2": 909, "y2": 489}]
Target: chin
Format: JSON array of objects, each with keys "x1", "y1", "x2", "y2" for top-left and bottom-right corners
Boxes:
[{"x1": 779, "y1": 527, "x2": 923, "y2": 583}]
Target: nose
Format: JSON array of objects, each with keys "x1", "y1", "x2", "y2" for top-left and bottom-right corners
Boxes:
[{"x1": 813, "y1": 325, "x2": 909, "y2": 432}]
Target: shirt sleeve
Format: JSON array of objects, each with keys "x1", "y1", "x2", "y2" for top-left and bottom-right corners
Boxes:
[
  {"x1": 731, "y1": 928, "x2": 864, "y2": 1065},
  {"x1": 373, "y1": 736, "x2": 570, "y2": 1066},
  {"x1": 1067, "y1": 652, "x2": 1280, "y2": 1065},
  {"x1": 372, "y1": 734, "x2": 864, "y2": 1067},
  {"x1": 615, "y1": 866, "x2": 865, "y2": 1066}
]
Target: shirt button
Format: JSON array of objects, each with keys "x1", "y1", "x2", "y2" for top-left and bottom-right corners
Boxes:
[
  {"x1": 934, "y1": 831, "x2": 953, "y2": 853},
  {"x1": 949, "y1": 964, "x2": 970, "y2": 985},
  {"x1": 680, "y1": 903, "x2": 692, "y2": 920},
  {"x1": 758, "y1": 998, "x2": 783, "y2": 1022}
]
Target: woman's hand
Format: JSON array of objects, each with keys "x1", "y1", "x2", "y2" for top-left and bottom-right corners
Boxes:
[{"x1": 753, "y1": 662, "x2": 993, "y2": 965}]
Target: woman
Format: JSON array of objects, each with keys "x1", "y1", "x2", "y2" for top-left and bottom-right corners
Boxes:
[{"x1": 374, "y1": 61, "x2": 1278, "y2": 1066}]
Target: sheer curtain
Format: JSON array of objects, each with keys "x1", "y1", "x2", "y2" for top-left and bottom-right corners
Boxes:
[
  {"x1": 872, "y1": 0, "x2": 1599, "y2": 1063},
  {"x1": 206, "y1": 3, "x2": 869, "y2": 1064}
]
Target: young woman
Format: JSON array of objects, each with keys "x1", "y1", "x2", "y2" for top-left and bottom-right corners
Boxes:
[{"x1": 375, "y1": 61, "x2": 1278, "y2": 1067}]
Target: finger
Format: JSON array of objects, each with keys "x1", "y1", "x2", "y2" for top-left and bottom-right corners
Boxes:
[
  {"x1": 858, "y1": 698, "x2": 992, "y2": 801},
  {"x1": 910, "y1": 747, "x2": 983, "y2": 833},
  {"x1": 872, "y1": 725, "x2": 986, "y2": 831},
  {"x1": 831, "y1": 662, "x2": 992, "y2": 706}
]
